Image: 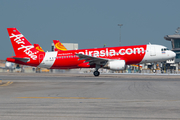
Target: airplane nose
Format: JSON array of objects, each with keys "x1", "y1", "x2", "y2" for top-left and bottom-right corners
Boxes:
[{"x1": 171, "y1": 51, "x2": 176, "y2": 58}]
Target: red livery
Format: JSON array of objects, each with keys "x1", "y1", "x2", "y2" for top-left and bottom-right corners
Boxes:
[{"x1": 6, "y1": 28, "x2": 176, "y2": 76}]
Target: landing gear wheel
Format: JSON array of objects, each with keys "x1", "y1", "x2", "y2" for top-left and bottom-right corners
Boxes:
[
  {"x1": 152, "y1": 69, "x2": 156, "y2": 73},
  {"x1": 93, "y1": 71, "x2": 100, "y2": 77}
]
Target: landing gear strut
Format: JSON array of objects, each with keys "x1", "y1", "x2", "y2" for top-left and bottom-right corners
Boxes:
[{"x1": 93, "y1": 65, "x2": 100, "y2": 77}]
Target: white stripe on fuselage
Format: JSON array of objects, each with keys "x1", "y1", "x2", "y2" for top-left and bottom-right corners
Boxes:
[{"x1": 38, "y1": 52, "x2": 57, "y2": 68}]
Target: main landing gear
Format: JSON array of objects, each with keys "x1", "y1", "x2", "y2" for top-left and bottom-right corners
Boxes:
[
  {"x1": 93, "y1": 70, "x2": 100, "y2": 76},
  {"x1": 93, "y1": 65, "x2": 100, "y2": 77}
]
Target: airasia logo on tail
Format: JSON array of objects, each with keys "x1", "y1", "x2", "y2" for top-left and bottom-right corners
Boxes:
[
  {"x1": 10, "y1": 33, "x2": 38, "y2": 60},
  {"x1": 10, "y1": 33, "x2": 25, "y2": 44}
]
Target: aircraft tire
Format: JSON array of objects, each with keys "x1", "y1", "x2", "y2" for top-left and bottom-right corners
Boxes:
[{"x1": 93, "y1": 71, "x2": 100, "y2": 76}]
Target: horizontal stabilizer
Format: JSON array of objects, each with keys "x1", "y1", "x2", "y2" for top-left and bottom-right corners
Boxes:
[{"x1": 11, "y1": 57, "x2": 30, "y2": 63}]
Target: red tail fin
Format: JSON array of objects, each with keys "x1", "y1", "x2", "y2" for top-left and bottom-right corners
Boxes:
[
  {"x1": 7, "y1": 28, "x2": 43, "y2": 60},
  {"x1": 53, "y1": 40, "x2": 67, "y2": 51},
  {"x1": 34, "y1": 44, "x2": 45, "y2": 52}
]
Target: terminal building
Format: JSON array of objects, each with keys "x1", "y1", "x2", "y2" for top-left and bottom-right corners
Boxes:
[
  {"x1": 164, "y1": 27, "x2": 180, "y2": 72},
  {"x1": 164, "y1": 35, "x2": 180, "y2": 62}
]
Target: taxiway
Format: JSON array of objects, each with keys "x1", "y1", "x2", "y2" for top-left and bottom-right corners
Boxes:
[{"x1": 0, "y1": 72, "x2": 180, "y2": 120}]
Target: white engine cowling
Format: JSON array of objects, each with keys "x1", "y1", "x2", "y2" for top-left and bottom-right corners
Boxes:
[{"x1": 106, "y1": 60, "x2": 126, "y2": 70}]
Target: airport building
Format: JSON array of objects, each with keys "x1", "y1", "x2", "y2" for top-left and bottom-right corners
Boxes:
[
  {"x1": 164, "y1": 35, "x2": 180, "y2": 63},
  {"x1": 163, "y1": 27, "x2": 180, "y2": 72}
]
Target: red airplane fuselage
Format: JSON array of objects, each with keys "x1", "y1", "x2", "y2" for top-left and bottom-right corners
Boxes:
[{"x1": 6, "y1": 28, "x2": 176, "y2": 76}]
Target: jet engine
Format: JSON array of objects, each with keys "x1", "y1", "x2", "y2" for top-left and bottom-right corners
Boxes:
[{"x1": 104, "y1": 60, "x2": 126, "y2": 70}]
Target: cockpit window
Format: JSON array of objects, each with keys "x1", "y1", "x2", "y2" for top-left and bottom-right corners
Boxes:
[{"x1": 161, "y1": 48, "x2": 169, "y2": 51}]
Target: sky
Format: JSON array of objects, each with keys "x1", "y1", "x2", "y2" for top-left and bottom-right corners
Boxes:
[{"x1": 0, "y1": 0, "x2": 180, "y2": 60}]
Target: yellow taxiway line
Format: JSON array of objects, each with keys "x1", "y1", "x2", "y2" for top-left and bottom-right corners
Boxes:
[
  {"x1": 17, "y1": 97, "x2": 108, "y2": 99},
  {"x1": 0, "y1": 81, "x2": 13, "y2": 86}
]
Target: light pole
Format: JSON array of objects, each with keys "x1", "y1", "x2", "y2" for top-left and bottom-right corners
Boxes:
[{"x1": 118, "y1": 24, "x2": 123, "y2": 46}]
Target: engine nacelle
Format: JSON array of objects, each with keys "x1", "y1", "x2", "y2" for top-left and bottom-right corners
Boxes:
[{"x1": 105, "y1": 60, "x2": 126, "y2": 70}]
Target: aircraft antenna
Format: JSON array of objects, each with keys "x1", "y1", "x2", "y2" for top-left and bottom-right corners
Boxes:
[{"x1": 175, "y1": 27, "x2": 180, "y2": 35}]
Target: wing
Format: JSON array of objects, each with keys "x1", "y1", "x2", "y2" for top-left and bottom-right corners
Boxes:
[{"x1": 76, "y1": 53, "x2": 108, "y2": 66}]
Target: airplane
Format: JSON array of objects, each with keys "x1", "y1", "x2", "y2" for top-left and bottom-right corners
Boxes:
[
  {"x1": 53, "y1": 40, "x2": 68, "y2": 51},
  {"x1": 6, "y1": 28, "x2": 176, "y2": 76},
  {"x1": 0, "y1": 61, "x2": 15, "y2": 72}
]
